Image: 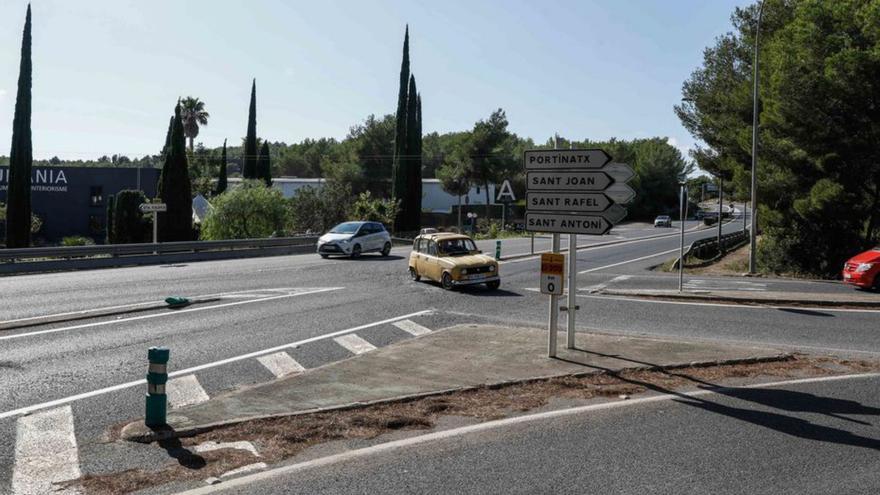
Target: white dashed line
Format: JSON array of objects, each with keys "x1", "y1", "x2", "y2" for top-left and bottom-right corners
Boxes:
[
  {"x1": 257, "y1": 352, "x2": 306, "y2": 377},
  {"x1": 392, "y1": 319, "x2": 432, "y2": 336},
  {"x1": 333, "y1": 334, "x2": 377, "y2": 355},
  {"x1": 167, "y1": 375, "x2": 210, "y2": 408},
  {"x1": 12, "y1": 406, "x2": 82, "y2": 495}
]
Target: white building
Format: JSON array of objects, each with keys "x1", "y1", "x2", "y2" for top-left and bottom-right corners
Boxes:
[{"x1": 227, "y1": 177, "x2": 497, "y2": 213}]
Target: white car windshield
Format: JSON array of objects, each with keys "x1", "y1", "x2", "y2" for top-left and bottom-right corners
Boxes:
[{"x1": 329, "y1": 222, "x2": 362, "y2": 234}]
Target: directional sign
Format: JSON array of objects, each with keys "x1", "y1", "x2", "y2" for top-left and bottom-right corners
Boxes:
[
  {"x1": 540, "y1": 253, "x2": 564, "y2": 295},
  {"x1": 527, "y1": 171, "x2": 613, "y2": 192},
  {"x1": 602, "y1": 203, "x2": 628, "y2": 224},
  {"x1": 496, "y1": 179, "x2": 516, "y2": 202},
  {"x1": 602, "y1": 183, "x2": 636, "y2": 204},
  {"x1": 601, "y1": 162, "x2": 635, "y2": 183},
  {"x1": 527, "y1": 192, "x2": 612, "y2": 213},
  {"x1": 139, "y1": 203, "x2": 167, "y2": 213},
  {"x1": 525, "y1": 212, "x2": 613, "y2": 235},
  {"x1": 524, "y1": 149, "x2": 612, "y2": 170}
]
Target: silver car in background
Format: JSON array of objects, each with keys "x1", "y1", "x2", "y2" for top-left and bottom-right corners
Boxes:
[{"x1": 317, "y1": 221, "x2": 393, "y2": 258}]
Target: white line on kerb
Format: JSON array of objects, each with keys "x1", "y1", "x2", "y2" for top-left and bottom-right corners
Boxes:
[
  {"x1": 166, "y1": 375, "x2": 210, "y2": 409},
  {"x1": 12, "y1": 405, "x2": 81, "y2": 495},
  {"x1": 0, "y1": 287, "x2": 342, "y2": 342},
  {"x1": 175, "y1": 372, "x2": 880, "y2": 495},
  {"x1": 334, "y1": 334, "x2": 377, "y2": 354},
  {"x1": 257, "y1": 352, "x2": 306, "y2": 378},
  {"x1": 577, "y1": 293, "x2": 880, "y2": 314},
  {"x1": 0, "y1": 309, "x2": 433, "y2": 421}
]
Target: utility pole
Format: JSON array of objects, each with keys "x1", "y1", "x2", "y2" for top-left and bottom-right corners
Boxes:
[
  {"x1": 679, "y1": 181, "x2": 687, "y2": 292},
  {"x1": 567, "y1": 141, "x2": 577, "y2": 349},
  {"x1": 749, "y1": 0, "x2": 766, "y2": 274},
  {"x1": 717, "y1": 176, "x2": 723, "y2": 254}
]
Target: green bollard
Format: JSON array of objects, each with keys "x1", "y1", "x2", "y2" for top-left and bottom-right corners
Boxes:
[
  {"x1": 495, "y1": 240, "x2": 501, "y2": 260},
  {"x1": 145, "y1": 346, "x2": 170, "y2": 427}
]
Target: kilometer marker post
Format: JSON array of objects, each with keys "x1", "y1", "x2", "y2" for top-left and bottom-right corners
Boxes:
[{"x1": 145, "y1": 347, "x2": 170, "y2": 427}]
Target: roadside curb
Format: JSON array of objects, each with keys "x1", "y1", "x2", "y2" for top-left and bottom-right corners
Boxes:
[
  {"x1": 597, "y1": 289, "x2": 880, "y2": 309},
  {"x1": 0, "y1": 297, "x2": 222, "y2": 332},
  {"x1": 118, "y1": 352, "x2": 793, "y2": 444}
]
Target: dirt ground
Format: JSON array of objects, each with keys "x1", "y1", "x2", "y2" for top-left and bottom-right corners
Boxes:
[{"x1": 74, "y1": 355, "x2": 879, "y2": 494}]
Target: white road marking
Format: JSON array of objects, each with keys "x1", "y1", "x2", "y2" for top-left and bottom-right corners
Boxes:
[
  {"x1": 579, "y1": 248, "x2": 681, "y2": 274},
  {"x1": 334, "y1": 334, "x2": 377, "y2": 354},
  {"x1": 11, "y1": 405, "x2": 82, "y2": 495},
  {"x1": 167, "y1": 375, "x2": 210, "y2": 408},
  {"x1": 257, "y1": 352, "x2": 306, "y2": 377},
  {"x1": 0, "y1": 287, "x2": 342, "y2": 342},
  {"x1": 175, "y1": 372, "x2": 880, "y2": 495},
  {"x1": 392, "y1": 319, "x2": 432, "y2": 336},
  {"x1": 221, "y1": 462, "x2": 268, "y2": 478},
  {"x1": 0, "y1": 310, "x2": 434, "y2": 421},
  {"x1": 581, "y1": 274, "x2": 632, "y2": 293},
  {"x1": 194, "y1": 441, "x2": 260, "y2": 457}
]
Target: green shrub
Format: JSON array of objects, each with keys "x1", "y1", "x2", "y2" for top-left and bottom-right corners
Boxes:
[
  {"x1": 201, "y1": 180, "x2": 290, "y2": 240},
  {"x1": 62, "y1": 236, "x2": 95, "y2": 246},
  {"x1": 350, "y1": 191, "x2": 399, "y2": 228},
  {"x1": 114, "y1": 190, "x2": 150, "y2": 244}
]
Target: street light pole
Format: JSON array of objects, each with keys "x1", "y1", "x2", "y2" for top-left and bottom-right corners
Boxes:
[
  {"x1": 679, "y1": 182, "x2": 687, "y2": 292},
  {"x1": 749, "y1": 0, "x2": 765, "y2": 274}
]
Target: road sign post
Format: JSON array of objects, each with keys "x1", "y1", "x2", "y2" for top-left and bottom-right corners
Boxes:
[
  {"x1": 540, "y1": 252, "x2": 564, "y2": 356},
  {"x1": 140, "y1": 203, "x2": 167, "y2": 249},
  {"x1": 524, "y1": 149, "x2": 636, "y2": 357}
]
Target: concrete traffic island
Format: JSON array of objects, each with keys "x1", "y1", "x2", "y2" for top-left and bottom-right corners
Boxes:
[
  {"x1": 598, "y1": 288, "x2": 880, "y2": 308},
  {"x1": 120, "y1": 324, "x2": 793, "y2": 443}
]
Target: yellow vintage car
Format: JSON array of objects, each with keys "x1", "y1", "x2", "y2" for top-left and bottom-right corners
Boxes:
[{"x1": 408, "y1": 232, "x2": 500, "y2": 290}]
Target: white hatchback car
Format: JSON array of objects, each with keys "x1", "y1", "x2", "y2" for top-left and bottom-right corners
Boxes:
[{"x1": 317, "y1": 221, "x2": 393, "y2": 258}]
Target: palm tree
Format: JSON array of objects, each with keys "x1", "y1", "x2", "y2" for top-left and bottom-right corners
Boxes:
[{"x1": 180, "y1": 96, "x2": 210, "y2": 153}]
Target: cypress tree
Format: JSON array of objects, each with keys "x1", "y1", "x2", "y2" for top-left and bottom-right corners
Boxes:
[
  {"x1": 156, "y1": 115, "x2": 174, "y2": 200},
  {"x1": 402, "y1": 75, "x2": 422, "y2": 231},
  {"x1": 105, "y1": 194, "x2": 116, "y2": 244},
  {"x1": 391, "y1": 25, "x2": 410, "y2": 230},
  {"x1": 243, "y1": 79, "x2": 258, "y2": 179},
  {"x1": 158, "y1": 101, "x2": 193, "y2": 241},
  {"x1": 216, "y1": 138, "x2": 228, "y2": 194},
  {"x1": 6, "y1": 5, "x2": 33, "y2": 248},
  {"x1": 114, "y1": 190, "x2": 149, "y2": 244},
  {"x1": 258, "y1": 140, "x2": 272, "y2": 187}
]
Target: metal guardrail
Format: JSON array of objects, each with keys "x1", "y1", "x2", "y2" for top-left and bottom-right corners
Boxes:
[
  {"x1": 0, "y1": 236, "x2": 319, "y2": 274},
  {"x1": 687, "y1": 230, "x2": 750, "y2": 260}
]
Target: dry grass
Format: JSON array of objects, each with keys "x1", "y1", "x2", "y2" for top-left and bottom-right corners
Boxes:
[{"x1": 77, "y1": 356, "x2": 878, "y2": 494}]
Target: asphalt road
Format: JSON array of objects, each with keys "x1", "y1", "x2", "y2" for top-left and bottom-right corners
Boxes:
[
  {"x1": 0, "y1": 212, "x2": 876, "y2": 494},
  {"x1": 216, "y1": 374, "x2": 880, "y2": 495}
]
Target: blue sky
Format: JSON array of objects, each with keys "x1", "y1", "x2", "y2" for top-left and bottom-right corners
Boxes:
[{"x1": 0, "y1": 0, "x2": 749, "y2": 160}]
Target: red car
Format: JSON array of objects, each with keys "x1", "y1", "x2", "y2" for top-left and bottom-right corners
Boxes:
[{"x1": 842, "y1": 247, "x2": 880, "y2": 289}]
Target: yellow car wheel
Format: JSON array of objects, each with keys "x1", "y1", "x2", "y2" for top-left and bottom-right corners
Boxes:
[{"x1": 409, "y1": 267, "x2": 421, "y2": 281}]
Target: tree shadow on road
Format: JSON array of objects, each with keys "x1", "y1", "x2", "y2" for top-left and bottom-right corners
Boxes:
[{"x1": 555, "y1": 350, "x2": 880, "y2": 451}]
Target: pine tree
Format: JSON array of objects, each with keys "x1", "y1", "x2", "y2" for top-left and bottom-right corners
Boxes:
[
  {"x1": 5, "y1": 5, "x2": 33, "y2": 248},
  {"x1": 391, "y1": 25, "x2": 410, "y2": 230},
  {"x1": 156, "y1": 115, "x2": 174, "y2": 200},
  {"x1": 158, "y1": 101, "x2": 193, "y2": 241},
  {"x1": 402, "y1": 75, "x2": 422, "y2": 231},
  {"x1": 243, "y1": 79, "x2": 258, "y2": 179},
  {"x1": 216, "y1": 138, "x2": 228, "y2": 194},
  {"x1": 258, "y1": 140, "x2": 272, "y2": 187}
]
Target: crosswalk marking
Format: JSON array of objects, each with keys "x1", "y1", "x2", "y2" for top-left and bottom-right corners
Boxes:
[
  {"x1": 257, "y1": 352, "x2": 306, "y2": 377},
  {"x1": 12, "y1": 406, "x2": 82, "y2": 495},
  {"x1": 333, "y1": 333, "x2": 377, "y2": 355},
  {"x1": 166, "y1": 375, "x2": 210, "y2": 408},
  {"x1": 392, "y1": 319, "x2": 432, "y2": 336}
]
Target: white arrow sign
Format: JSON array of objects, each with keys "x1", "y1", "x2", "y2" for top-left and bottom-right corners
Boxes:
[
  {"x1": 602, "y1": 183, "x2": 636, "y2": 204},
  {"x1": 527, "y1": 192, "x2": 612, "y2": 213},
  {"x1": 601, "y1": 162, "x2": 635, "y2": 183},
  {"x1": 602, "y1": 203, "x2": 628, "y2": 224},
  {"x1": 526, "y1": 171, "x2": 614, "y2": 192},
  {"x1": 139, "y1": 203, "x2": 167, "y2": 213},
  {"x1": 525, "y1": 212, "x2": 613, "y2": 235},
  {"x1": 524, "y1": 149, "x2": 612, "y2": 170}
]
